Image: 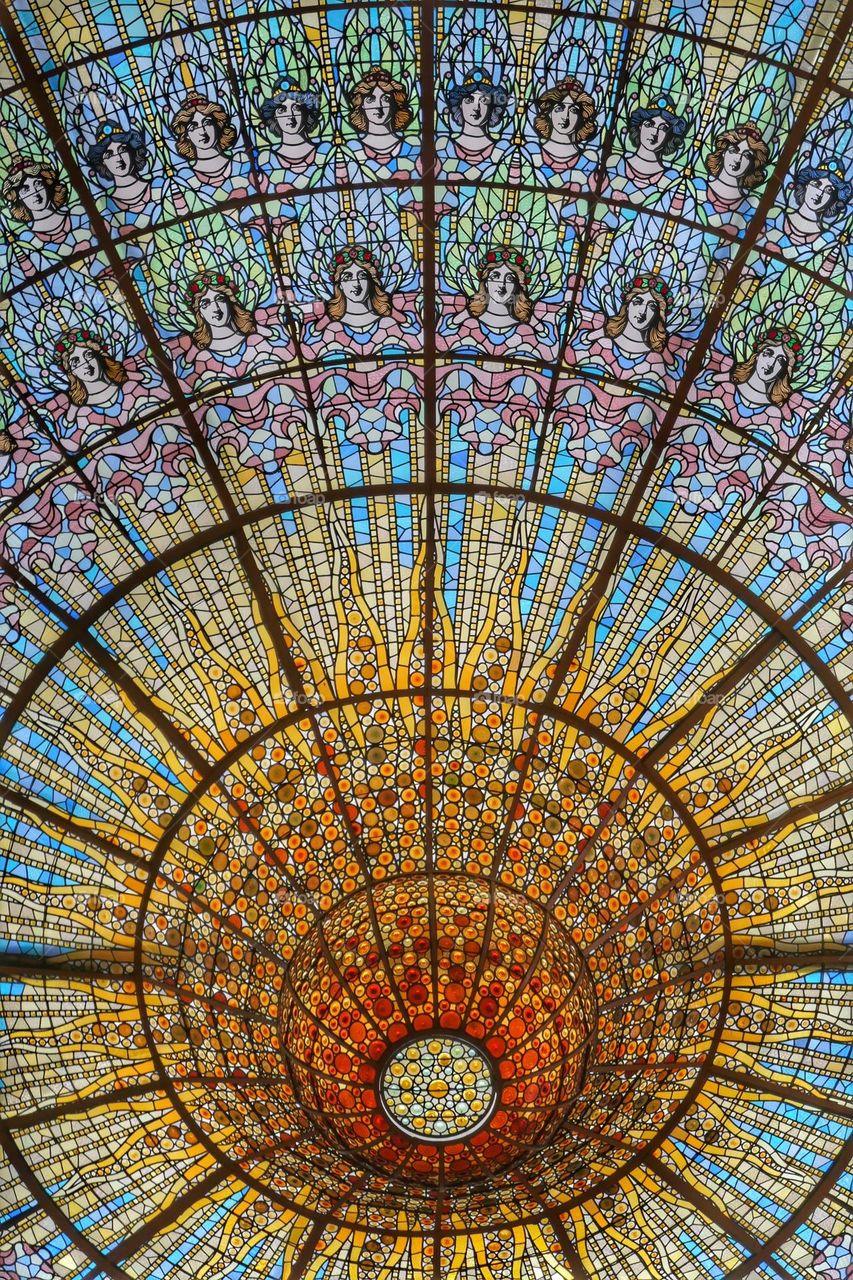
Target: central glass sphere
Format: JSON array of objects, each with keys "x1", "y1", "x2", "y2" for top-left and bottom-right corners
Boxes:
[{"x1": 379, "y1": 1034, "x2": 498, "y2": 1141}]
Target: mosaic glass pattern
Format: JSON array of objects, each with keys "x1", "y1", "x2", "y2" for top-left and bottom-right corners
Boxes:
[
  {"x1": 379, "y1": 1034, "x2": 497, "y2": 1140},
  {"x1": 0, "y1": 0, "x2": 851, "y2": 1275}
]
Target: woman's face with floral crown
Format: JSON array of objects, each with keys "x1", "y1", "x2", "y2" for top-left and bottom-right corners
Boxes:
[
  {"x1": 755, "y1": 342, "x2": 788, "y2": 383},
  {"x1": 186, "y1": 111, "x2": 219, "y2": 153},
  {"x1": 484, "y1": 264, "x2": 519, "y2": 305},
  {"x1": 460, "y1": 89, "x2": 489, "y2": 128},
  {"x1": 549, "y1": 95, "x2": 581, "y2": 139},
  {"x1": 362, "y1": 85, "x2": 393, "y2": 126},
  {"x1": 627, "y1": 291, "x2": 658, "y2": 331},
  {"x1": 721, "y1": 137, "x2": 754, "y2": 179},
  {"x1": 101, "y1": 140, "x2": 133, "y2": 177},
  {"x1": 67, "y1": 344, "x2": 103, "y2": 385},
  {"x1": 16, "y1": 174, "x2": 50, "y2": 212},
  {"x1": 639, "y1": 115, "x2": 670, "y2": 153},
  {"x1": 197, "y1": 287, "x2": 234, "y2": 329},
  {"x1": 274, "y1": 97, "x2": 306, "y2": 138},
  {"x1": 802, "y1": 176, "x2": 836, "y2": 212},
  {"x1": 339, "y1": 264, "x2": 371, "y2": 302}
]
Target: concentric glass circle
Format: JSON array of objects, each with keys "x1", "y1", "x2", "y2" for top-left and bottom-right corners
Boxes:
[{"x1": 379, "y1": 1034, "x2": 498, "y2": 1141}]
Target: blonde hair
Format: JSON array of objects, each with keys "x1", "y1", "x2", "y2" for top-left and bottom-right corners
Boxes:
[
  {"x1": 3, "y1": 161, "x2": 67, "y2": 224},
  {"x1": 326, "y1": 258, "x2": 392, "y2": 321},
  {"x1": 171, "y1": 98, "x2": 237, "y2": 162},
  {"x1": 604, "y1": 288, "x2": 668, "y2": 353},
  {"x1": 706, "y1": 125, "x2": 769, "y2": 192},
  {"x1": 189, "y1": 284, "x2": 258, "y2": 349},
  {"x1": 467, "y1": 261, "x2": 533, "y2": 323},
  {"x1": 58, "y1": 340, "x2": 128, "y2": 407},
  {"x1": 347, "y1": 68, "x2": 412, "y2": 135}
]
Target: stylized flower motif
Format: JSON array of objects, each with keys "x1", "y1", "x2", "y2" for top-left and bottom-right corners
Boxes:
[{"x1": 0, "y1": 1242, "x2": 55, "y2": 1280}]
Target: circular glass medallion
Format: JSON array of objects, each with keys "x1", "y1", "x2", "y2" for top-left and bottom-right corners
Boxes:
[{"x1": 379, "y1": 1034, "x2": 497, "y2": 1141}]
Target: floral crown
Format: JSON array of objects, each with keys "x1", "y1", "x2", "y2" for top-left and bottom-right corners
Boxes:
[
  {"x1": 624, "y1": 273, "x2": 670, "y2": 299},
  {"x1": 185, "y1": 270, "x2": 235, "y2": 301},
  {"x1": 763, "y1": 326, "x2": 801, "y2": 354},
  {"x1": 553, "y1": 76, "x2": 584, "y2": 98},
  {"x1": 479, "y1": 246, "x2": 531, "y2": 285},
  {"x1": 329, "y1": 245, "x2": 378, "y2": 280},
  {"x1": 733, "y1": 122, "x2": 763, "y2": 142},
  {"x1": 180, "y1": 95, "x2": 214, "y2": 112},
  {"x1": 54, "y1": 327, "x2": 104, "y2": 357}
]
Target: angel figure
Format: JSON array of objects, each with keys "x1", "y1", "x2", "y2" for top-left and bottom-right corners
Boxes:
[
  {"x1": 439, "y1": 157, "x2": 565, "y2": 359},
  {"x1": 759, "y1": 101, "x2": 852, "y2": 283},
  {"x1": 690, "y1": 268, "x2": 845, "y2": 452},
  {"x1": 607, "y1": 18, "x2": 703, "y2": 207},
  {"x1": 1, "y1": 155, "x2": 93, "y2": 275},
  {"x1": 303, "y1": 243, "x2": 418, "y2": 356},
  {"x1": 9, "y1": 275, "x2": 169, "y2": 450},
  {"x1": 146, "y1": 228, "x2": 289, "y2": 385},
  {"x1": 245, "y1": 17, "x2": 331, "y2": 194},
  {"x1": 554, "y1": 193, "x2": 708, "y2": 473},
  {"x1": 526, "y1": 14, "x2": 611, "y2": 193},
  {"x1": 335, "y1": 7, "x2": 420, "y2": 184},
  {"x1": 692, "y1": 55, "x2": 793, "y2": 248},
  {"x1": 153, "y1": 31, "x2": 255, "y2": 219},
  {"x1": 436, "y1": 9, "x2": 514, "y2": 181},
  {"x1": 59, "y1": 53, "x2": 165, "y2": 239},
  {"x1": 292, "y1": 176, "x2": 420, "y2": 358}
]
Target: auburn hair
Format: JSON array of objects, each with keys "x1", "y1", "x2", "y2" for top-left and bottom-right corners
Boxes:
[
  {"x1": 706, "y1": 125, "x2": 769, "y2": 192},
  {"x1": 534, "y1": 84, "x2": 597, "y2": 144},
  {"x1": 467, "y1": 261, "x2": 533, "y2": 323},
  {"x1": 188, "y1": 283, "x2": 258, "y2": 350},
  {"x1": 58, "y1": 340, "x2": 128, "y2": 407},
  {"x1": 171, "y1": 98, "x2": 237, "y2": 162},
  {"x1": 3, "y1": 161, "x2": 67, "y2": 224},
  {"x1": 326, "y1": 258, "x2": 392, "y2": 321},
  {"x1": 604, "y1": 287, "x2": 669, "y2": 353},
  {"x1": 732, "y1": 343, "x2": 794, "y2": 407},
  {"x1": 347, "y1": 68, "x2": 412, "y2": 135}
]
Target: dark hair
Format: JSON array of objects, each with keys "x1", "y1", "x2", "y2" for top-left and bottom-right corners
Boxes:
[
  {"x1": 260, "y1": 90, "x2": 321, "y2": 138},
  {"x1": 86, "y1": 128, "x2": 149, "y2": 178},
  {"x1": 627, "y1": 105, "x2": 687, "y2": 157},
  {"x1": 448, "y1": 76, "x2": 508, "y2": 130},
  {"x1": 791, "y1": 164, "x2": 852, "y2": 225}
]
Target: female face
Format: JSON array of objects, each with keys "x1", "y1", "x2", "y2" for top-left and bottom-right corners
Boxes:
[
  {"x1": 549, "y1": 95, "x2": 581, "y2": 139},
  {"x1": 638, "y1": 114, "x2": 670, "y2": 155},
  {"x1": 627, "y1": 292, "x2": 658, "y2": 332},
  {"x1": 460, "y1": 89, "x2": 490, "y2": 128},
  {"x1": 17, "y1": 175, "x2": 50, "y2": 213},
  {"x1": 197, "y1": 288, "x2": 234, "y2": 330},
  {"x1": 755, "y1": 342, "x2": 787, "y2": 384},
  {"x1": 186, "y1": 111, "x2": 219, "y2": 153},
  {"x1": 339, "y1": 264, "x2": 371, "y2": 303},
  {"x1": 67, "y1": 345, "x2": 103, "y2": 386},
  {"x1": 274, "y1": 97, "x2": 306, "y2": 139},
  {"x1": 721, "y1": 138, "x2": 754, "y2": 180},
  {"x1": 101, "y1": 140, "x2": 133, "y2": 178},
  {"x1": 802, "y1": 176, "x2": 836, "y2": 213},
  {"x1": 485, "y1": 264, "x2": 518, "y2": 306},
  {"x1": 362, "y1": 85, "x2": 393, "y2": 127}
]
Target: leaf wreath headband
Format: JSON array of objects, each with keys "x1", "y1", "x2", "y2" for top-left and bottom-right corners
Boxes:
[
  {"x1": 623, "y1": 273, "x2": 670, "y2": 299},
  {"x1": 328, "y1": 245, "x2": 379, "y2": 281},
  {"x1": 478, "y1": 246, "x2": 531, "y2": 285},
  {"x1": 185, "y1": 270, "x2": 235, "y2": 302},
  {"x1": 763, "y1": 326, "x2": 802, "y2": 354}
]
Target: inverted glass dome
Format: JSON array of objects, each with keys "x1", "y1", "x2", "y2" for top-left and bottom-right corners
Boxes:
[{"x1": 0, "y1": 0, "x2": 851, "y2": 1276}]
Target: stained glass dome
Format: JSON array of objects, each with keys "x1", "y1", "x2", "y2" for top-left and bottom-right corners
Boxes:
[{"x1": 0, "y1": 0, "x2": 851, "y2": 1276}]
